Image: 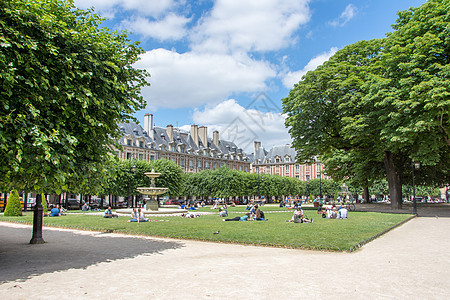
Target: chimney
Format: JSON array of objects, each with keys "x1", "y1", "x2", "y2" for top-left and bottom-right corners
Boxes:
[
  {"x1": 254, "y1": 141, "x2": 261, "y2": 154},
  {"x1": 213, "y1": 130, "x2": 219, "y2": 147},
  {"x1": 144, "y1": 113, "x2": 154, "y2": 140},
  {"x1": 190, "y1": 125, "x2": 199, "y2": 147},
  {"x1": 166, "y1": 124, "x2": 174, "y2": 142},
  {"x1": 198, "y1": 126, "x2": 208, "y2": 148}
]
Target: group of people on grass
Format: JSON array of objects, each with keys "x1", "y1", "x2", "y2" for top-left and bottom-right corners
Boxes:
[
  {"x1": 320, "y1": 204, "x2": 348, "y2": 219},
  {"x1": 128, "y1": 208, "x2": 149, "y2": 222},
  {"x1": 45, "y1": 204, "x2": 67, "y2": 217},
  {"x1": 223, "y1": 204, "x2": 266, "y2": 221}
]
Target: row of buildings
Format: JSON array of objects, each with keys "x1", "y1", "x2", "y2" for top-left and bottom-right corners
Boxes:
[{"x1": 116, "y1": 113, "x2": 328, "y2": 181}]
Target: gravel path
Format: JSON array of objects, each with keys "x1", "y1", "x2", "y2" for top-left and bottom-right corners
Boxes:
[{"x1": 1, "y1": 217, "x2": 449, "y2": 299}]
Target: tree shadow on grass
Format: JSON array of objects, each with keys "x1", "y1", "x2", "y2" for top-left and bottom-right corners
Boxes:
[{"x1": 0, "y1": 224, "x2": 183, "y2": 283}]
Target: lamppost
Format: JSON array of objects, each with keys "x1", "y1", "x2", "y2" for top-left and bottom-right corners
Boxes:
[
  {"x1": 257, "y1": 166, "x2": 260, "y2": 201},
  {"x1": 412, "y1": 161, "x2": 420, "y2": 215},
  {"x1": 319, "y1": 171, "x2": 322, "y2": 199},
  {"x1": 127, "y1": 155, "x2": 136, "y2": 208},
  {"x1": 30, "y1": 193, "x2": 45, "y2": 244}
]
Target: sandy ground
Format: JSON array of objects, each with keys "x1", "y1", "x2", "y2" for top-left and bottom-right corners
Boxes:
[{"x1": 1, "y1": 217, "x2": 449, "y2": 299}]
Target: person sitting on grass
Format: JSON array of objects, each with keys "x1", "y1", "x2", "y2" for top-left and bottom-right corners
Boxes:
[
  {"x1": 104, "y1": 206, "x2": 118, "y2": 218},
  {"x1": 286, "y1": 208, "x2": 313, "y2": 223},
  {"x1": 59, "y1": 205, "x2": 67, "y2": 216},
  {"x1": 223, "y1": 212, "x2": 252, "y2": 221},
  {"x1": 286, "y1": 207, "x2": 301, "y2": 222},
  {"x1": 138, "y1": 208, "x2": 149, "y2": 222},
  {"x1": 338, "y1": 206, "x2": 348, "y2": 219},
  {"x1": 218, "y1": 208, "x2": 228, "y2": 217},
  {"x1": 128, "y1": 208, "x2": 139, "y2": 222},
  {"x1": 254, "y1": 206, "x2": 266, "y2": 221},
  {"x1": 250, "y1": 204, "x2": 257, "y2": 217},
  {"x1": 81, "y1": 202, "x2": 90, "y2": 211},
  {"x1": 50, "y1": 205, "x2": 60, "y2": 217}
]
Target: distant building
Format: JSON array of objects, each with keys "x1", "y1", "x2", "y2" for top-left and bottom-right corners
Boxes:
[
  {"x1": 249, "y1": 141, "x2": 328, "y2": 180},
  {"x1": 115, "y1": 113, "x2": 251, "y2": 173}
]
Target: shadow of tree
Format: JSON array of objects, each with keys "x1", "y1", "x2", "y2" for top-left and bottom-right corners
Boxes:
[{"x1": 0, "y1": 225, "x2": 183, "y2": 283}]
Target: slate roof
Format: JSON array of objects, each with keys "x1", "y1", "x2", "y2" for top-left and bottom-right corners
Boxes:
[{"x1": 117, "y1": 121, "x2": 248, "y2": 160}]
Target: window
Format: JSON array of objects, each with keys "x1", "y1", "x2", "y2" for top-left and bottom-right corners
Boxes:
[
  {"x1": 295, "y1": 175, "x2": 299, "y2": 179},
  {"x1": 275, "y1": 157, "x2": 280, "y2": 163},
  {"x1": 285, "y1": 156, "x2": 290, "y2": 162},
  {"x1": 295, "y1": 164, "x2": 299, "y2": 173},
  {"x1": 213, "y1": 162, "x2": 217, "y2": 169},
  {"x1": 306, "y1": 175, "x2": 310, "y2": 180},
  {"x1": 198, "y1": 161, "x2": 202, "y2": 169},
  {"x1": 205, "y1": 162, "x2": 209, "y2": 169},
  {"x1": 181, "y1": 158, "x2": 185, "y2": 167},
  {"x1": 139, "y1": 141, "x2": 144, "y2": 148},
  {"x1": 171, "y1": 146, "x2": 175, "y2": 152},
  {"x1": 285, "y1": 165, "x2": 289, "y2": 173},
  {"x1": 138, "y1": 154, "x2": 143, "y2": 160},
  {"x1": 127, "y1": 139, "x2": 132, "y2": 146},
  {"x1": 275, "y1": 166, "x2": 280, "y2": 174},
  {"x1": 189, "y1": 160, "x2": 193, "y2": 169},
  {"x1": 239, "y1": 165, "x2": 242, "y2": 171},
  {"x1": 150, "y1": 155, "x2": 155, "y2": 161},
  {"x1": 126, "y1": 153, "x2": 132, "y2": 159}
]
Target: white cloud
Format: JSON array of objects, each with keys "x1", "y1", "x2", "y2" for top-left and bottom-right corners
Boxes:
[
  {"x1": 329, "y1": 4, "x2": 358, "y2": 27},
  {"x1": 74, "y1": 0, "x2": 176, "y2": 18},
  {"x1": 282, "y1": 47, "x2": 338, "y2": 88},
  {"x1": 121, "y1": 14, "x2": 191, "y2": 41},
  {"x1": 191, "y1": 0, "x2": 311, "y2": 53},
  {"x1": 134, "y1": 49, "x2": 276, "y2": 109},
  {"x1": 185, "y1": 99, "x2": 291, "y2": 153}
]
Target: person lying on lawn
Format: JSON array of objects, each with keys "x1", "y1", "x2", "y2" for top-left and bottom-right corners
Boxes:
[{"x1": 223, "y1": 212, "x2": 252, "y2": 221}]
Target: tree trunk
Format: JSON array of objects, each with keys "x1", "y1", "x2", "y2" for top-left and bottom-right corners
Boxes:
[
  {"x1": 363, "y1": 186, "x2": 369, "y2": 203},
  {"x1": 384, "y1": 151, "x2": 403, "y2": 209}
]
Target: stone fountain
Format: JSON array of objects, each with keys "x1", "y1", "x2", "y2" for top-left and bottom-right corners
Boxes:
[{"x1": 116, "y1": 169, "x2": 186, "y2": 215}]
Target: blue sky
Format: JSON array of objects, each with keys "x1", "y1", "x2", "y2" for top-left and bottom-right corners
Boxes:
[{"x1": 74, "y1": 0, "x2": 426, "y2": 153}]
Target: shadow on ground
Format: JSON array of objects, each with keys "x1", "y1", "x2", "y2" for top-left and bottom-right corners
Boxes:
[
  {"x1": 0, "y1": 224, "x2": 183, "y2": 283},
  {"x1": 356, "y1": 202, "x2": 450, "y2": 217}
]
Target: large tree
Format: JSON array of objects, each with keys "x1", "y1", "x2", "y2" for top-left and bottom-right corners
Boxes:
[
  {"x1": 283, "y1": 0, "x2": 449, "y2": 209},
  {"x1": 0, "y1": 0, "x2": 149, "y2": 192},
  {"x1": 0, "y1": 0, "x2": 149, "y2": 242}
]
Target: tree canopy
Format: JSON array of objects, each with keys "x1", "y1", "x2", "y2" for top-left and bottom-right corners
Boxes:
[
  {"x1": 283, "y1": 0, "x2": 449, "y2": 208},
  {"x1": 0, "y1": 0, "x2": 149, "y2": 193}
]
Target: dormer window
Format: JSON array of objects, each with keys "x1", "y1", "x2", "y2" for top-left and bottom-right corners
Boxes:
[
  {"x1": 139, "y1": 141, "x2": 144, "y2": 148},
  {"x1": 133, "y1": 128, "x2": 139, "y2": 136},
  {"x1": 160, "y1": 133, "x2": 165, "y2": 140},
  {"x1": 127, "y1": 139, "x2": 132, "y2": 146}
]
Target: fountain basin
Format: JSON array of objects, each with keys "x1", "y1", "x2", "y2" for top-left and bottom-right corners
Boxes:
[{"x1": 136, "y1": 187, "x2": 168, "y2": 195}]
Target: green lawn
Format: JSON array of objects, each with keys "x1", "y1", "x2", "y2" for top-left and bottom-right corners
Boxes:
[{"x1": 0, "y1": 207, "x2": 412, "y2": 252}]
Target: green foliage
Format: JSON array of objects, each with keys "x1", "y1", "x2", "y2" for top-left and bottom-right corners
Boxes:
[
  {"x1": 0, "y1": 0, "x2": 149, "y2": 193},
  {"x1": 181, "y1": 167, "x2": 310, "y2": 199},
  {"x1": 282, "y1": 1, "x2": 450, "y2": 208},
  {"x1": 4, "y1": 189, "x2": 22, "y2": 216},
  {"x1": 103, "y1": 158, "x2": 183, "y2": 198},
  {"x1": 41, "y1": 194, "x2": 48, "y2": 213}
]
